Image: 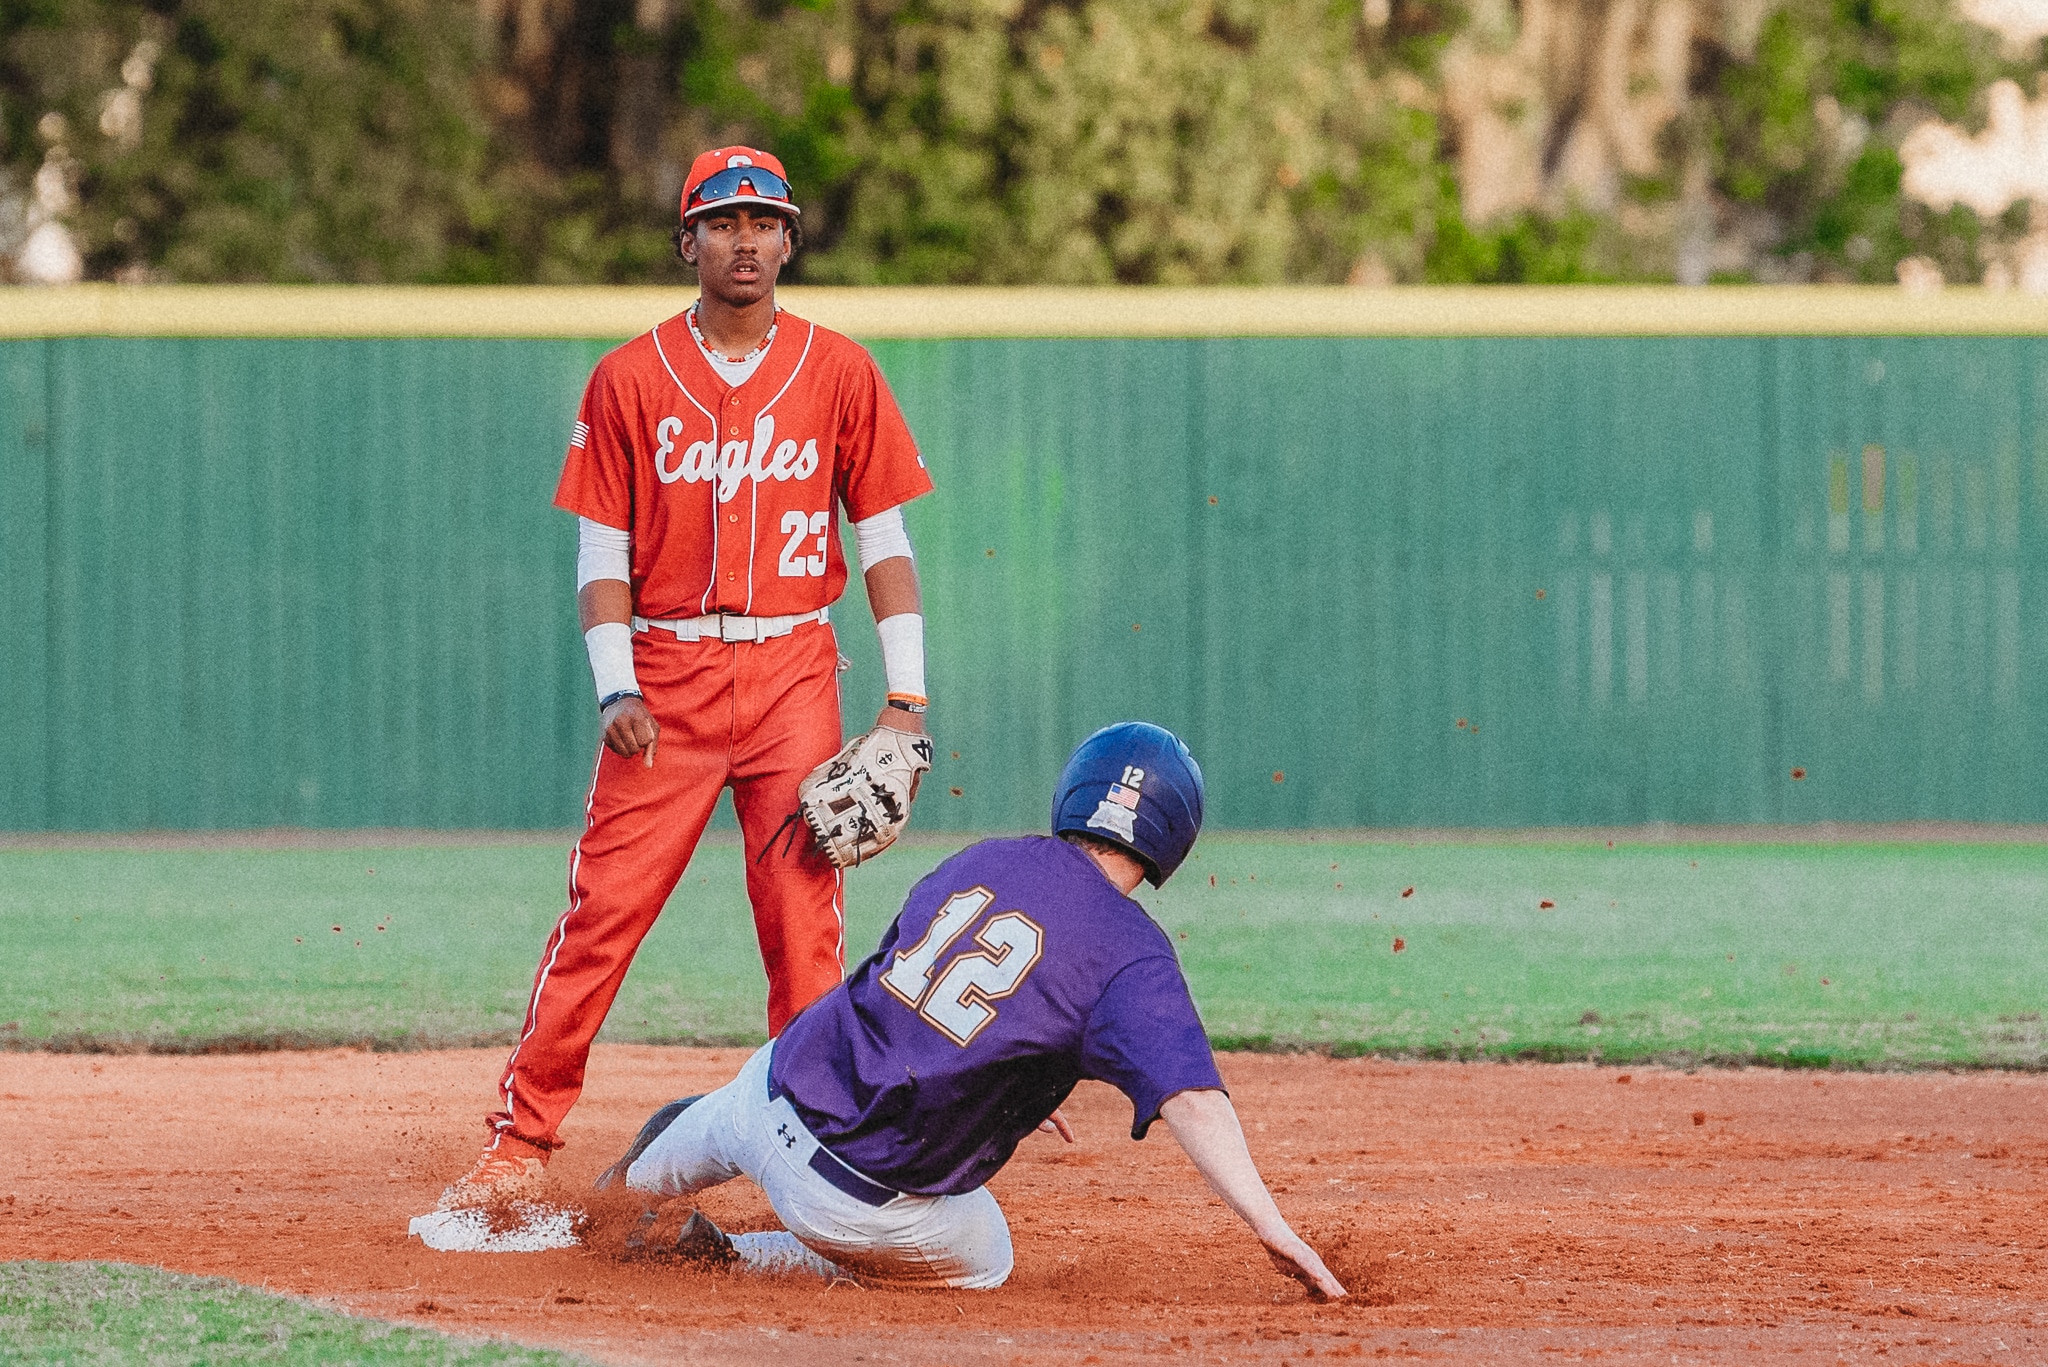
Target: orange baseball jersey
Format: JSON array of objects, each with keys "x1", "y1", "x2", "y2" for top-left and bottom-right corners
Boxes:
[{"x1": 554, "y1": 310, "x2": 932, "y2": 620}]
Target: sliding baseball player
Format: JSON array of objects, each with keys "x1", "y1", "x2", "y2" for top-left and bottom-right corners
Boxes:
[{"x1": 596, "y1": 723, "x2": 1348, "y2": 1301}]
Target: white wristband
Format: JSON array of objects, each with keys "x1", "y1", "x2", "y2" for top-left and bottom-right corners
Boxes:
[
  {"x1": 875, "y1": 612, "x2": 925, "y2": 699},
  {"x1": 584, "y1": 621, "x2": 638, "y2": 703}
]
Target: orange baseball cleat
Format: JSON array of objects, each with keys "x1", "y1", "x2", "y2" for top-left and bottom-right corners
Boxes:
[{"x1": 437, "y1": 1132, "x2": 551, "y2": 1210}]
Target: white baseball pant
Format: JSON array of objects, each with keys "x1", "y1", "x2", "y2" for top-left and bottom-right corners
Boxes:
[{"x1": 627, "y1": 1041, "x2": 1014, "y2": 1290}]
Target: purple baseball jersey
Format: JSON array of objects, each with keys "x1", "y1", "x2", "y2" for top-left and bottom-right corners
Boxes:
[{"x1": 768, "y1": 835, "x2": 1223, "y2": 1196}]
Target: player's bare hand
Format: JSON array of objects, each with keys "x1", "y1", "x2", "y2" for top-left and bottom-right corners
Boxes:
[
  {"x1": 1036, "y1": 1107, "x2": 1076, "y2": 1143},
  {"x1": 603, "y1": 695, "x2": 660, "y2": 766},
  {"x1": 1261, "y1": 1234, "x2": 1347, "y2": 1302}
]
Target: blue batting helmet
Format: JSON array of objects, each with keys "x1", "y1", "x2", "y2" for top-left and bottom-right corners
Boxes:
[{"x1": 1051, "y1": 722, "x2": 1205, "y2": 887}]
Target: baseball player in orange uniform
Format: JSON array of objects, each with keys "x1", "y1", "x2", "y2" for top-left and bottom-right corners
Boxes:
[{"x1": 443, "y1": 147, "x2": 934, "y2": 1205}]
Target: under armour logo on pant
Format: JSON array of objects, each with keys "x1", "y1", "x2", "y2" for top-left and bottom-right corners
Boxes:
[{"x1": 778, "y1": 1123, "x2": 797, "y2": 1149}]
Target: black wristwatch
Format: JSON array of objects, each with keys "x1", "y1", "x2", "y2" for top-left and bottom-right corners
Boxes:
[{"x1": 599, "y1": 689, "x2": 643, "y2": 713}]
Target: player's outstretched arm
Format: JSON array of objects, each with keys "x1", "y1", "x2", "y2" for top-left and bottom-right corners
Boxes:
[{"x1": 1160, "y1": 1088, "x2": 1347, "y2": 1302}]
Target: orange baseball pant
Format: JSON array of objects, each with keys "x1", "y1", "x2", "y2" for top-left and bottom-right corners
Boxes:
[{"x1": 491, "y1": 620, "x2": 846, "y2": 1150}]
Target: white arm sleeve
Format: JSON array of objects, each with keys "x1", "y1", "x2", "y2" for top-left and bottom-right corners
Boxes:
[
  {"x1": 576, "y1": 517, "x2": 631, "y2": 590},
  {"x1": 853, "y1": 505, "x2": 913, "y2": 573}
]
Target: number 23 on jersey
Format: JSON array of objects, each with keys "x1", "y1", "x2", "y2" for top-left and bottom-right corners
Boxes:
[
  {"x1": 880, "y1": 887, "x2": 1044, "y2": 1046},
  {"x1": 777, "y1": 510, "x2": 828, "y2": 578}
]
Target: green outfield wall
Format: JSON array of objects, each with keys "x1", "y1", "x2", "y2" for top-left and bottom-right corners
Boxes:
[{"x1": 2, "y1": 288, "x2": 2046, "y2": 831}]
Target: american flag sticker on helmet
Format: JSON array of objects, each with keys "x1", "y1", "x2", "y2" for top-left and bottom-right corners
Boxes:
[
  {"x1": 1106, "y1": 782, "x2": 1141, "y2": 810},
  {"x1": 570, "y1": 420, "x2": 590, "y2": 449}
]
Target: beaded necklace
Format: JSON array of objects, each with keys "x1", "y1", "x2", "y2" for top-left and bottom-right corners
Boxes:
[{"x1": 688, "y1": 304, "x2": 779, "y2": 364}]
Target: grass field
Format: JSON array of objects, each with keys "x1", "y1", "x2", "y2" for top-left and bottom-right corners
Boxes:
[
  {"x1": 0, "y1": 1262, "x2": 583, "y2": 1364},
  {"x1": 3, "y1": 834, "x2": 2046, "y2": 1068}
]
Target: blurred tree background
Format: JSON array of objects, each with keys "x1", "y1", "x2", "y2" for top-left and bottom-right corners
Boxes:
[{"x1": 0, "y1": 0, "x2": 2039, "y2": 284}]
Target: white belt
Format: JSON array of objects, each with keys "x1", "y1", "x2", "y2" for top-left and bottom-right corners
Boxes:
[{"x1": 632, "y1": 606, "x2": 828, "y2": 643}]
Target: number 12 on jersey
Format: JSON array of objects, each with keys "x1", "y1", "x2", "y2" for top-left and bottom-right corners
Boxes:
[{"x1": 880, "y1": 887, "x2": 1045, "y2": 1046}]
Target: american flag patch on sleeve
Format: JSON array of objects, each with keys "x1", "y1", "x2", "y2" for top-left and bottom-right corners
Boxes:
[{"x1": 570, "y1": 420, "x2": 590, "y2": 449}]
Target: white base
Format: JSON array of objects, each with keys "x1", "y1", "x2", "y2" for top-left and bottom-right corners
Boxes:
[{"x1": 407, "y1": 1202, "x2": 582, "y2": 1253}]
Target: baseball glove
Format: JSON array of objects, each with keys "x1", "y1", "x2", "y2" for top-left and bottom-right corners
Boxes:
[{"x1": 797, "y1": 725, "x2": 934, "y2": 869}]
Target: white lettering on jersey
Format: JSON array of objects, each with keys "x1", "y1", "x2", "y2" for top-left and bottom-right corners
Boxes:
[
  {"x1": 777, "y1": 509, "x2": 830, "y2": 577},
  {"x1": 655, "y1": 411, "x2": 819, "y2": 499},
  {"x1": 653, "y1": 415, "x2": 715, "y2": 485},
  {"x1": 880, "y1": 887, "x2": 993, "y2": 1009},
  {"x1": 921, "y1": 913, "x2": 1046, "y2": 1047}
]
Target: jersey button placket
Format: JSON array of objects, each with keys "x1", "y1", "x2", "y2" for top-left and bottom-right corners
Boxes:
[{"x1": 716, "y1": 395, "x2": 747, "y2": 604}]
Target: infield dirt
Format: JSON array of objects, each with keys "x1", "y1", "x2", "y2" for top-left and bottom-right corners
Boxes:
[{"x1": 5, "y1": 1047, "x2": 2045, "y2": 1365}]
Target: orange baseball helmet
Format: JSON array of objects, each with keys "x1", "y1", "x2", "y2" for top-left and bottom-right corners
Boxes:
[{"x1": 681, "y1": 146, "x2": 800, "y2": 222}]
